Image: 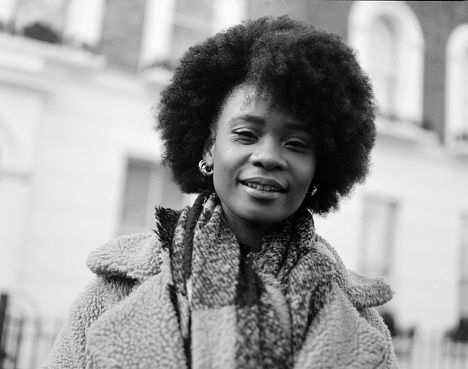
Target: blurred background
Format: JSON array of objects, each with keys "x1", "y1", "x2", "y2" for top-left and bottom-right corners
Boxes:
[{"x1": 0, "y1": 0, "x2": 467, "y2": 368}]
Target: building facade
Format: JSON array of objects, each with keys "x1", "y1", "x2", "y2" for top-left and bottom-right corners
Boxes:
[{"x1": 1, "y1": 0, "x2": 468, "y2": 366}]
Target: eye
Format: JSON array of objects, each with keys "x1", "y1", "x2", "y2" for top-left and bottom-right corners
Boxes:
[
  {"x1": 285, "y1": 139, "x2": 311, "y2": 151},
  {"x1": 232, "y1": 129, "x2": 258, "y2": 143}
]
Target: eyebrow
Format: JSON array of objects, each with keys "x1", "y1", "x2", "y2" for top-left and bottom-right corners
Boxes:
[
  {"x1": 229, "y1": 114, "x2": 310, "y2": 133},
  {"x1": 229, "y1": 114, "x2": 265, "y2": 125}
]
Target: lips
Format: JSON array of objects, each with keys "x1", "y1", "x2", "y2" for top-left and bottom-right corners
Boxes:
[{"x1": 240, "y1": 178, "x2": 286, "y2": 192}]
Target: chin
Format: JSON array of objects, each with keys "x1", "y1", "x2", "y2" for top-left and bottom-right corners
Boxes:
[{"x1": 239, "y1": 207, "x2": 290, "y2": 226}]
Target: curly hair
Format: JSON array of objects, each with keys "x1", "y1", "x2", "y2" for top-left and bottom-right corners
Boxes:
[{"x1": 156, "y1": 15, "x2": 376, "y2": 215}]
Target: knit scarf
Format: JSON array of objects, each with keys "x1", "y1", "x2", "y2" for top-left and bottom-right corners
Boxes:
[{"x1": 164, "y1": 192, "x2": 324, "y2": 369}]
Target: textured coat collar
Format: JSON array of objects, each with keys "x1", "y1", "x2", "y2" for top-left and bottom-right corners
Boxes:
[
  {"x1": 86, "y1": 230, "x2": 393, "y2": 309},
  {"x1": 84, "y1": 210, "x2": 395, "y2": 369}
]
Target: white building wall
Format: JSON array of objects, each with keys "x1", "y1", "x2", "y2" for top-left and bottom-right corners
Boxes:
[
  {"x1": 337, "y1": 0, "x2": 468, "y2": 333},
  {"x1": 0, "y1": 33, "x2": 166, "y2": 319},
  {"x1": 0, "y1": 59, "x2": 47, "y2": 290},
  {"x1": 1, "y1": 0, "x2": 467, "y2": 341},
  {"x1": 316, "y1": 134, "x2": 468, "y2": 331},
  {"x1": 23, "y1": 73, "x2": 164, "y2": 318}
]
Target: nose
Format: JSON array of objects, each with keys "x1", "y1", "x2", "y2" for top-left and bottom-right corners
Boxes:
[{"x1": 249, "y1": 138, "x2": 287, "y2": 170}]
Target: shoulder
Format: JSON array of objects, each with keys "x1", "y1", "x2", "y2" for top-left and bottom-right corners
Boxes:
[
  {"x1": 312, "y1": 233, "x2": 394, "y2": 309},
  {"x1": 86, "y1": 232, "x2": 162, "y2": 281},
  {"x1": 41, "y1": 275, "x2": 136, "y2": 369},
  {"x1": 86, "y1": 206, "x2": 181, "y2": 281},
  {"x1": 359, "y1": 307, "x2": 399, "y2": 368},
  {"x1": 71, "y1": 275, "x2": 136, "y2": 325}
]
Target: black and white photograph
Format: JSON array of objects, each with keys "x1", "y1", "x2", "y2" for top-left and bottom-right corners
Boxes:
[{"x1": 1, "y1": 1, "x2": 468, "y2": 368}]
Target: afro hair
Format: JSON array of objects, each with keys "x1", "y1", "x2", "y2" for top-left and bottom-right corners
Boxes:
[{"x1": 156, "y1": 15, "x2": 376, "y2": 215}]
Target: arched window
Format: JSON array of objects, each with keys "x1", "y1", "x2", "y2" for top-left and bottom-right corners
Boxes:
[
  {"x1": 369, "y1": 17, "x2": 398, "y2": 116},
  {"x1": 446, "y1": 24, "x2": 468, "y2": 151},
  {"x1": 349, "y1": 2, "x2": 425, "y2": 131},
  {"x1": 140, "y1": 0, "x2": 245, "y2": 71},
  {"x1": 0, "y1": 0, "x2": 16, "y2": 23}
]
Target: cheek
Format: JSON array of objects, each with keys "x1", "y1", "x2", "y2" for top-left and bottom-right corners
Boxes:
[
  {"x1": 213, "y1": 169, "x2": 226, "y2": 192},
  {"x1": 296, "y1": 158, "x2": 316, "y2": 191},
  {"x1": 213, "y1": 146, "x2": 241, "y2": 176},
  {"x1": 212, "y1": 149, "x2": 233, "y2": 190}
]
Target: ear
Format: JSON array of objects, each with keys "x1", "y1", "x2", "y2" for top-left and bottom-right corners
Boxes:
[{"x1": 202, "y1": 136, "x2": 214, "y2": 166}]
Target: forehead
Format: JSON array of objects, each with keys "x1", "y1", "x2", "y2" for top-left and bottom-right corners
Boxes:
[{"x1": 219, "y1": 84, "x2": 305, "y2": 127}]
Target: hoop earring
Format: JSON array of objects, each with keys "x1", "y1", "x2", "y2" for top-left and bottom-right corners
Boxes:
[
  {"x1": 308, "y1": 186, "x2": 317, "y2": 197},
  {"x1": 198, "y1": 159, "x2": 213, "y2": 176}
]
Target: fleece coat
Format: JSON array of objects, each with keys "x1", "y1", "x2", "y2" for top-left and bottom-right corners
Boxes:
[{"x1": 41, "y1": 205, "x2": 397, "y2": 369}]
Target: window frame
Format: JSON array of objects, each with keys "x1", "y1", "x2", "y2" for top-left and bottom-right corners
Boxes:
[
  {"x1": 446, "y1": 23, "x2": 468, "y2": 152},
  {"x1": 348, "y1": 1, "x2": 425, "y2": 130},
  {"x1": 368, "y1": 16, "x2": 399, "y2": 117},
  {"x1": 459, "y1": 211, "x2": 468, "y2": 318},
  {"x1": 118, "y1": 157, "x2": 187, "y2": 236},
  {"x1": 359, "y1": 193, "x2": 399, "y2": 278}
]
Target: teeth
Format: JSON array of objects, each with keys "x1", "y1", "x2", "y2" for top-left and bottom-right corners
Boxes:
[{"x1": 245, "y1": 182, "x2": 281, "y2": 192}]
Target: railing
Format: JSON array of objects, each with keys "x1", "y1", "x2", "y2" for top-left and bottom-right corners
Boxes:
[
  {"x1": 0, "y1": 294, "x2": 62, "y2": 369},
  {"x1": 452, "y1": 131, "x2": 468, "y2": 157},
  {"x1": 3, "y1": 292, "x2": 468, "y2": 369},
  {"x1": 396, "y1": 330, "x2": 468, "y2": 369}
]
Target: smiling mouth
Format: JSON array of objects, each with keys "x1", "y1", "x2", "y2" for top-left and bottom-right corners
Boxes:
[{"x1": 242, "y1": 181, "x2": 284, "y2": 192}]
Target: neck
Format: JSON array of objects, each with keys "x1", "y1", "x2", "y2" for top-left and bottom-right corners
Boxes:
[{"x1": 221, "y1": 209, "x2": 277, "y2": 253}]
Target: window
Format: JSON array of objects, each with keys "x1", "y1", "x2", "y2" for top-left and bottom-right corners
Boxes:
[
  {"x1": 459, "y1": 212, "x2": 468, "y2": 318},
  {"x1": 348, "y1": 2, "x2": 424, "y2": 129},
  {"x1": 0, "y1": 0, "x2": 16, "y2": 23},
  {"x1": 100, "y1": 0, "x2": 147, "y2": 71},
  {"x1": 62, "y1": 0, "x2": 106, "y2": 47},
  {"x1": 6, "y1": 0, "x2": 71, "y2": 31},
  {"x1": 359, "y1": 194, "x2": 399, "y2": 278},
  {"x1": 118, "y1": 158, "x2": 187, "y2": 236},
  {"x1": 465, "y1": 53, "x2": 468, "y2": 128},
  {"x1": 170, "y1": 0, "x2": 214, "y2": 63},
  {"x1": 141, "y1": 0, "x2": 245, "y2": 71},
  {"x1": 139, "y1": 0, "x2": 214, "y2": 70},
  {"x1": 446, "y1": 24, "x2": 468, "y2": 150},
  {"x1": 369, "y1": 17, "x2": 398, "y2": 116},
  {"x1": 1, "y1": 0, "x2": 105, "y2": 49}
]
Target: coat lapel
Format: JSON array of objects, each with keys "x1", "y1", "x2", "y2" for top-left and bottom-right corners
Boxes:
[
  {"x1": 86, "y1": 273, "x2": 188, "y2": 369},
  {"x1": 294, "y1": 283, "x2": 387, "y2": 369},
  {"x1": 83, "y1": 210, "x2": 394, "y2": 369}
]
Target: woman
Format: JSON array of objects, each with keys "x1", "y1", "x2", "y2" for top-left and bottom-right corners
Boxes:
[{"x1": 42, "y1": 15, "x2": 397, "y2": 369}]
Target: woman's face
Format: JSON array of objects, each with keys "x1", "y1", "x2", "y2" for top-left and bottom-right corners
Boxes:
[{"x1": 204, "y1": 85, "x2": 316, "y2": 228}]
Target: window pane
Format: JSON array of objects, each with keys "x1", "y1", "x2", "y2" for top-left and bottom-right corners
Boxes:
[
  {"x1": 171, "y1": 0, "x2": 214, "y2": 63},
  {"x1": 172, "y1": 23, "x2": 210, "y2": 61},
  {"x1": 121, "y1": 160, "x2": 151, "y2": 227},
  {"x1": 119, "y1": 158, "x2": 186, "y2": 236},
  {"x1": 371, "y1": 18, "x2": 397, "y2": 67},
  {"x1": 160, "y1": 169, "x2": 183, "y2": 210},
  {"x1": 11, "y1": 0, "x2": 69, "y2": 29},
  {"x1": 176, "y1": 0, "x2": 213, "y2": 22},
  {"x1": 369, "y1": 17, "x2": 398, "y2": 115},
  {"x1": 373, "y1": 74, "x2": 397, "y2": 116},
  {"x1": 460, "y1": 212, "x2": 468, "y2": 316},
  {"x1": 145, "y1": 164, "x2": 183, "y2": 228},
  {"x1": 360, "y1": 194, "x2": 398, "y2": 277},
  {"x1": 464, "y1": 52, "x2": 468, "y2": 128}
]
